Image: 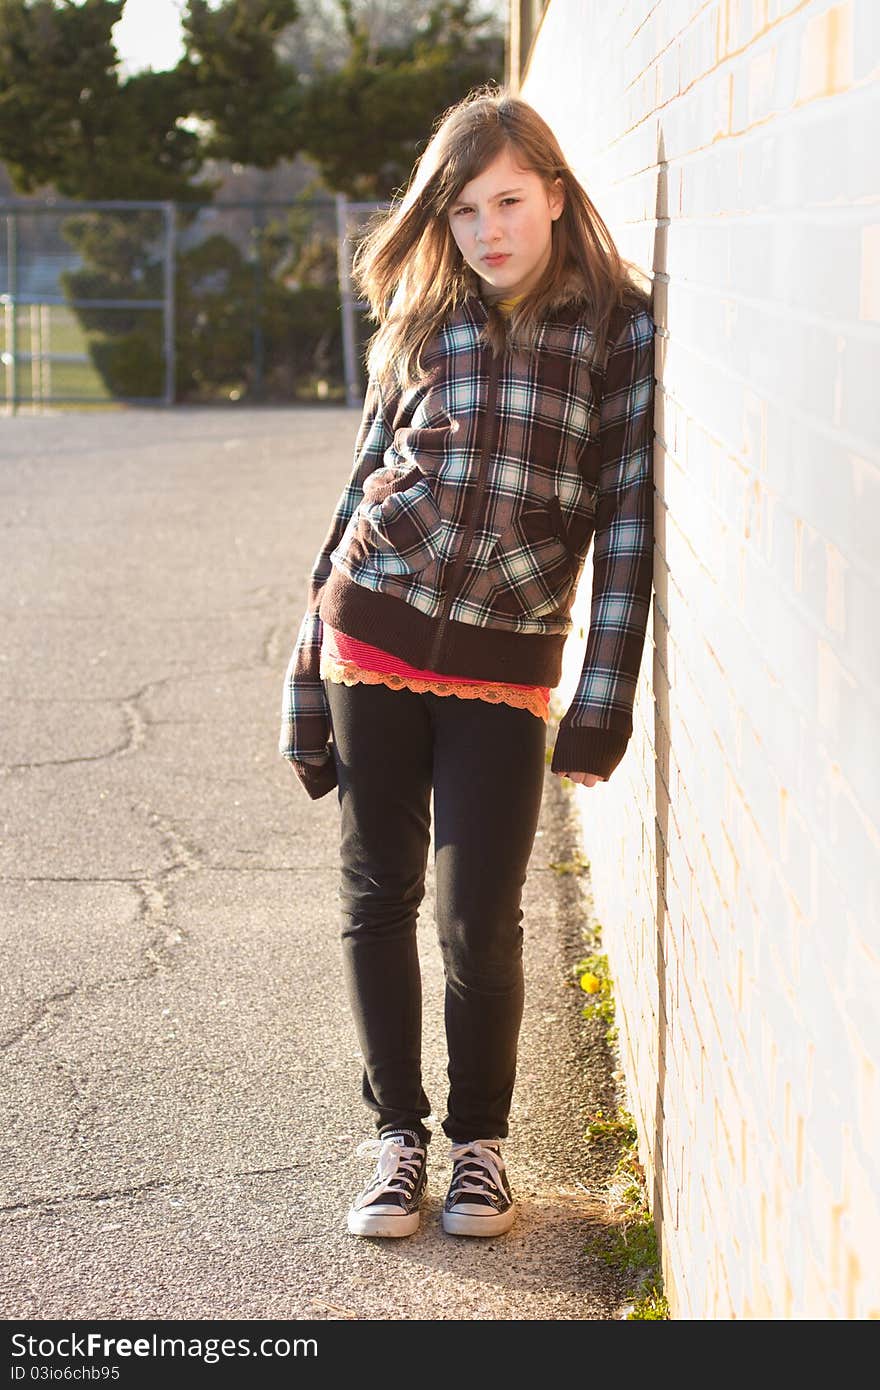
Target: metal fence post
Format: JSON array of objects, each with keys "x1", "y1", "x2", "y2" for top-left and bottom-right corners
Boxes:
[
  {"x1": 252, "y1": 203, "x2": 266, "y2": 402},
  {"x1": 30, "y1": 304, "x2": 41, "y2": 405},
  {"x1": 40, "y1": 303, "x2": 51, "y2": 401},
  {"x1": 163, "y1": 202, "x2": 176, "y2": 407},
  {"x1": 336, "y1": 193, "x2": 360, "y2": 409},
  {"x1": 4, "y1": 212, "x2": 18, "y2": 415}
]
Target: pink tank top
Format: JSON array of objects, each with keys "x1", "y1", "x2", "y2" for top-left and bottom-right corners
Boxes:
[{"x1": 320, "y1": 623, "x2": 551, "y2": 723}]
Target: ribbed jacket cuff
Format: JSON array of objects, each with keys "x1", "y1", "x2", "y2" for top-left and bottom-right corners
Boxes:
[
  {"x1": 287, "y1": 755, "x2": 338, "y2": 801},
  {"x1": 550, "y1": 725, "x2": 630, "y2": 781}
]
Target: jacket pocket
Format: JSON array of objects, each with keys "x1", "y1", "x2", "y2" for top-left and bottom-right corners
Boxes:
[
  {"x1": 460, "y1": 494, "x2": 579, "y2": 620},
  {"x1": 355, "y1": 464, "x2": 442, "y2": 573}
]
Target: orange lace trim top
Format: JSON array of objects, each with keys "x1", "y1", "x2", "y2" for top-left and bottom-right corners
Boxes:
[
  {"x1": 320, "y1": 624, "x2": 551, "y2": 723},
  {"x1": 319, "y1": 289, "x2": 551, "y2": 723}
]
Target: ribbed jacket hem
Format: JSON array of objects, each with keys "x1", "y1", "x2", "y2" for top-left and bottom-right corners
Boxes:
[
  {"x1": 319, "y1": 566, "x2": 568, "y2": 687},
  {"x1": 286, "y1": 753, "x2": 338, "y2": 801},
  {"x1": 550, "y1": 724, "x2": 630, "y2": 782}
]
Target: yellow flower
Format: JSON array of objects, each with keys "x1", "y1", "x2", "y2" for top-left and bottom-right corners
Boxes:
[{"x1": 580, "y1": 971, "x2": 601, "y2": 994}]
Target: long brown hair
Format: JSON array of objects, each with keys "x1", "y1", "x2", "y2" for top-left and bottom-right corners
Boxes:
[{"x1": 351, "y1": 83, "x2": 652, "y2": 395}]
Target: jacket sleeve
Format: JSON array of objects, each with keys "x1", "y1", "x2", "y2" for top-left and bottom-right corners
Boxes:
[
  {"x1": 551, "y1": 305, "x2": 656, "y2": 782},
  {"x1": 279, "y1": 375, "x2": 395, "y2": 799}
]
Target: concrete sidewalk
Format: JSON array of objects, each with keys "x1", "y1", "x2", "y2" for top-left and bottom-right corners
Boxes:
[{"x1": 0, "y1": 406, "x2": 625, "y2": 1321}]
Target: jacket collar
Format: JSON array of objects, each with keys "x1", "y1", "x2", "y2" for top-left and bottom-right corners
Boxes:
[{"x1": 459, "y1": 264, "x2": 590, "y2": 321}]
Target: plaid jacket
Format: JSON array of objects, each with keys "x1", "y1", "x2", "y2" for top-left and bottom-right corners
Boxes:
[{"x1": 280, "y1": 287, "x2": 655, "y2": 800}]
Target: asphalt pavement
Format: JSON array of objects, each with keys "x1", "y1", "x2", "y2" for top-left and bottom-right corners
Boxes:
[{"x1": 0, "y1": 405, "x2": 626, "y2": 1322}]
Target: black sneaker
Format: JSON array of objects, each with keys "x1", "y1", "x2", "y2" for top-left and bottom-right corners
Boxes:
[
  {"x1": 346, "y1": 1128, "x2": 428, "y2": 1237},
  {"x1": 441, "y1": 1139, "x2": 515, "y2": 1236}
]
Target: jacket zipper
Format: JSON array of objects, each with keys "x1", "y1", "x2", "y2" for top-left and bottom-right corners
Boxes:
[{"x1": 425, "y1": 346, "x2": 502, "y2": 671}]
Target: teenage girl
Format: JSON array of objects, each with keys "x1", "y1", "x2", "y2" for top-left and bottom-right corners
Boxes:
[{"x1": 280, "y1": 85, "x2": 655, "y2": 1239}]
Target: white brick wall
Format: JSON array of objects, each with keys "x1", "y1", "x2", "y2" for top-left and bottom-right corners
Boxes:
[{"x1": 524, "y1": 0, "x2": 880, "y2": 1319}]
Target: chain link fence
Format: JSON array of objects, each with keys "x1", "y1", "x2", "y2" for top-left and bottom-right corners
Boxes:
[{"x1": 1, "y1": 195, "x2": 384, "y2": 413}]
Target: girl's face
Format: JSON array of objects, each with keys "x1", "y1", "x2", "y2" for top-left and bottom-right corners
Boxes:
[{"x1": 447, "y1": 145, "x2": 565, "y2": 302}]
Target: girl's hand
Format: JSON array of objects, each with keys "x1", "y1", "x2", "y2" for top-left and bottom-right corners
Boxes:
[{"x1": 555, "y1": 770, "x2": 604, "y2": 787}]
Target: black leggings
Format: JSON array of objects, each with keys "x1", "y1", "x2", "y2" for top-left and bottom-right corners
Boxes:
[{"x1": 323, "y1": 675, "x2": 547, "y2": 1145}]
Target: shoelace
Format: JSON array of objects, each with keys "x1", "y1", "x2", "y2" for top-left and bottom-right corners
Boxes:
[
  {"x1": 447, "y1": 1140, "x2": 506, "y2": 1202},
  {"x1": 354, "y1": 1136, "x2": 424, "y2": 1207}
]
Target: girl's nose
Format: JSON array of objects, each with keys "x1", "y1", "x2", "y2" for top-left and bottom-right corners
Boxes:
[{"x1": 476, "y1": 218, "x2": 502, "y2": 245}]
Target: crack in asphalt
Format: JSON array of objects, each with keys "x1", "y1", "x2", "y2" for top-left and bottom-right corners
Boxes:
[
  {"x1": 53, "y1": 1057, "x2": 98, "y2": 1166},
  {"x1": 130, "y1": 809, "x2": 207, "y2": 975},
  {"x1": 0, "y1": 820, "x2": 204, "y2": 1051},
  {"x1": 0, "y1": 986, "x2": 80, "y2": 1051},
  {"x1": 0, "y1": 875, "x2": 144, "y2": 883},
  {"x1": 1, "y1": 866, "x2": 337, "y2": 881},
  {"x1": 1, "y1": 665, "x2": 258, "y2": 774},
  {"x1": 0, "y1": 1163, "x2": 306, "y2": 1216},
  {"x1": 4, "y1": 697, "x2": 147, "y2": 771}
]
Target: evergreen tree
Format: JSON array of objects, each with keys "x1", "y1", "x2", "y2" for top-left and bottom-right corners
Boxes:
[
  {"x1": 294, "y1": 1, "x2": 504, "y2": 198},
  {"x1": 0, "y1": 0, "x2": 503, "y2": 401},
  {"x1": 0, "y1": 0, "x2": 202, "y2": 199},
  {"x1": 178, "y1": 0, "x2": 301, "y2": 169}
]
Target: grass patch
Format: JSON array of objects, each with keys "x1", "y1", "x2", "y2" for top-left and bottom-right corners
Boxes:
[
  {"x1": 629, "y1": 1284, "x2": 669, "y2": 1319},
  {"x1": 581, "y1": 1107, "x2": 669, "y2": 1319}
]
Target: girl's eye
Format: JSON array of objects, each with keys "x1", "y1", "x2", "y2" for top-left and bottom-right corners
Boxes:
[{"x1": 453, "y1": 198, "x2": 520, "y2": 216}]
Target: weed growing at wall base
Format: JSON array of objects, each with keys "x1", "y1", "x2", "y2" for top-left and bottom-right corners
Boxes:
[
  {"x1": 574, "y1": 950, "x2": 617, "y2": 1044},
  {"x1": 549, "y1": 848, "x2": 591, "y2": 876},
  {"x1": 571, "y1": 961, "x2": 669, "y2": 1319}
]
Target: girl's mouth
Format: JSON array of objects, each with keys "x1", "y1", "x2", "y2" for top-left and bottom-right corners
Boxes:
[{"x1": 482, "y1": 254, "x2": 510, "y2": 266}]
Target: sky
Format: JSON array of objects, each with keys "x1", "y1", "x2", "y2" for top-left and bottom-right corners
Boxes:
[
  {"x1": 113, "y1": 0, "x2": 189, "y2": 75},
  {"x1": 112, "y1": 0, "x2": 508, "y2": 75}
]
